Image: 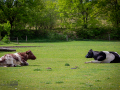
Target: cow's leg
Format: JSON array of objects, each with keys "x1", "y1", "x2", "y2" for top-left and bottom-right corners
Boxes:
[
  {"x1": 7, "y1": 64, "x2": 12, "y2": 67},
  {"x1": 85, "y1": 60, "x2": 102, "y2": 63},
  {"x1": 13, "y1": 60, "x2": 22, "y2": 67},
  {"x1": 6, "y1": 59, "x2": 15, "y2": 67},
  {"x1": 21, "y1": 61, "x2": 29, "y2": 66},
  {"x1": 7, "y1": 64, "x2": 16, "y2": 67}
]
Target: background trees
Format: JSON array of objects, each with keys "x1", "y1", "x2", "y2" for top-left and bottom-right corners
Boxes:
[
  {"x1": 0, "y1": 0, "x2": 120, "y2": 41},
  {"x1": 0, "y1": 0, "x2": 44, "y2": 30},
  {"x1": 57, "y1": 0, "x2": 100, "y2": 29},
  {"x1": 96, "y1": 0, "x2": 120, "y2": 28}
]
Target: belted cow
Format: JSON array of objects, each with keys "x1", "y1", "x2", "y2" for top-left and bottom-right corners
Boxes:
[{"x1": 85, "y1": 49, "x2": 120, "y2": 63}]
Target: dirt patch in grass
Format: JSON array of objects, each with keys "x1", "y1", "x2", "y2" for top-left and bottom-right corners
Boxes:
[{"x1": 0, "y1": 46, "x2": 41, "y2": 48}]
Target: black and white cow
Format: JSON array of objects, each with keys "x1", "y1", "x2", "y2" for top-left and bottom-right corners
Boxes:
[{"x1": 85, "y1": 49, "x2": 120, "y2": 63}]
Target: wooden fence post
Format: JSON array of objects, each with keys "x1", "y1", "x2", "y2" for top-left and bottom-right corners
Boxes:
[
  {"x1": 108, "y1": 34, "x2": 110, "y2": 41},
  {"x1": 26, "y1": 35, "x2": 27, "y2": 42},
  {"x1": 9, "y1": 36, "x2": 10, "y2": 42},
  {"x1": 66, "y1": 35, "x2": 68, "y2": 41}
]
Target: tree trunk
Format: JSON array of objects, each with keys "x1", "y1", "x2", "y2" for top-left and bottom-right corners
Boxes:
[
  {"x1": 10, "y1": 20, "x2": 13, "y2": 30},
  {"x1": 113, "y1": 0, "x2": 119, "y2": 28}
]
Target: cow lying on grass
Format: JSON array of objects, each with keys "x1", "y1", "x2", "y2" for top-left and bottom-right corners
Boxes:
[
  {"x1": 85, "y1": 49, "x2": 120, "y2": 63},
  {"x1": 0, "y1": 50, "x2": 36, "y2": 67}
]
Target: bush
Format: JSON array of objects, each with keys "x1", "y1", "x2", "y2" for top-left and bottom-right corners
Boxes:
[
  {"x1": 63, "y1": 29, "x2": 77, "y2": 40},
  {"x1": 76, "y1": 28, "x2": 92, "y2": 39},
  {"x1": 65, "y1": 63, "x2": 70, "y2": 66},
  {"x1": 2, "y1": 35, "x2": 10, "y2": 43},
  {"x1": 48, "y1": 32, "x2": 66, "y2": 41},
  {"x1": 34, "y1": 69, "x2": 41, "y2": 71},
  {"x1": 76, "y1": 28, "x2": 108, "y2": 40}
]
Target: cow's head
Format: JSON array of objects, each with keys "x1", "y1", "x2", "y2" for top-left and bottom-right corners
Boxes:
[
  {"x1": 26, "y1": 50, "x2": 36, "y2": 60},
  {"x1": 85, "y1": 49, "x2": 93, "y2": 58}
]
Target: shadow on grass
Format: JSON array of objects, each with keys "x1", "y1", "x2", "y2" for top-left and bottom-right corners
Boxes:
[{"x1": 29, "y1": 65, "x2": 41, "y2": 66}]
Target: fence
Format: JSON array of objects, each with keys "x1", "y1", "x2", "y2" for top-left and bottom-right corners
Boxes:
[
  {"x1": 9, "y1": 35, "x2": 69, "y2": 43},
  {"x1": 10, "y1": 36, "x2": 28, "y2": 44}
]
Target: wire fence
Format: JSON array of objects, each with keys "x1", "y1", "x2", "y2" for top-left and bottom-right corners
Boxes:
[
  {"x1": 10, "y1": 36, "x2": 28, "y2": 44},
  {"x1": 9, "y1": 34, "x2": 112, "y2": 43},
  {"x1": 9, "y1": 35, "x2": 69, "y2": 43}
]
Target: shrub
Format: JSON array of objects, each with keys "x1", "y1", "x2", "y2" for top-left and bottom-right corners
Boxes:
[
  {"x1": 56, "y1": 81, "x2": 64, "y2": 84},
  {"x1": 2, "y1": 35, "x2": 10, "y2": 43},
  {"x1": 48, "y1": 32, "x2": 66, "y2": 41},
  {"x1": 46, "y1": 82, "x2": 52, "y2": 84},
  {"x1": 65, "y1": 63, "x2": 70, "y2": 66},
  {"x1": 34, "y1": 69, "x2": 41, "y2": 71}
]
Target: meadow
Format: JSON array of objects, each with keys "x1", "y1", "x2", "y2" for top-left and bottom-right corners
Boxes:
[{"x1": 0, "y1": 41, "x2": 120, "y2": 90}]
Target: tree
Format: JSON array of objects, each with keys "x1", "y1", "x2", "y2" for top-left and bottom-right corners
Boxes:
[
  {"x1": 0, "y1": 24, "x2": 3, "y2": 40},
  {"x1": 0, "y1": 0, "x2": 23, "y2": 29},
  {"x1": 44, "y1": 0, "x2": 57, "y2": 29},
  {"x1": 25, "y1": 0, "x2": 44, "y2": 30},
  {"x1": 0, "y1": 0, "x2": 44, "y2": 30},
  {"x1": 0, "y1": 21, "x2": 11, "y2": 42},
  {"x1": 3, "y1": 21, "x2": 11, "y2": 36},
  {"x1": 57, "y1": 0, "x2": 99, "y2": 29},
  {"x1": 95, "y1": 0, "x2": 120, "y2": 28},
  {"x1": 29, "y1": 0, "x2": 57, "y2": 30}
]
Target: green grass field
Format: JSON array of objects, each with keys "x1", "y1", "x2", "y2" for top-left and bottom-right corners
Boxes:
[{"x1": 0, "y1": 41, "x2": 120, "y2": 90}]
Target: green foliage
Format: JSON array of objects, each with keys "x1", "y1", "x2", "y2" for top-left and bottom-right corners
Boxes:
[
  {"x1": 3, "y1": 21, "x2": 11, "y2": 36},
  {"x1": 8, "y1": 29, "x2": 67, "y2": 41},
  {"x1": 2, "y1": 35, "x2": 10, "y2": 43},
  {"x1": 0, "y1": 0, "x2": 120, "y2": 40},
  {"x1": 65, "y1": 63, "x2": 70, "y2": 66},
  {"x1": 56, "y1": 81, "x2": 64, "y2": 84},
  {"x1": 57, "y1": 0, "x2": 99, "y2": 29},
  {"x1": 46, "y1": 82, "x2": 52, "y2": 84},
  {"x1": 16, "y1": 65, "x2": 21, "y2": 67},
  {"x1": 34, "y1": 69, "x2": 41, "y2": 71},
  {"x1": 33, "y1": 0, "x2": 57, "y2": 30},
  {"x1": 0, "y1": 21, "x2": 11, "y2": 41},
  {"x1": 0, "y1": 0, "x2": 44, "y2": 30},
  {"x1": 0, "y1": 23, "x2": 3, "y2": 31},
  {"x1": 0, "y1": 24, "x2": 3, "y2": 40},
  {"x1": 76, "y1": 28, "x2": 108, "y2": 39},
  {"x1": 48, "y1": 31, "x2": 66, "y2": 41},
  {"x1": 95, "y1": 0, "x2": 120, "y2": 28}
]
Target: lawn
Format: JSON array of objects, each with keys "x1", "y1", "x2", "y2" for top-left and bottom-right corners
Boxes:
[{"x1": 0, "y1": 41, "x2": 120, "y2": 90}]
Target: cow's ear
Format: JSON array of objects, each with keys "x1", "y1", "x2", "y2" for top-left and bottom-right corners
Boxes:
[
  {"x1": 90, "y1": 49, "x2": 93, "y2": 51},
  {"x1": 90, "y1": 49, "x2": 93, "y2": 53},
  {"x1": 26, "y1": 51, "x2": 29, "y2": 54}
]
